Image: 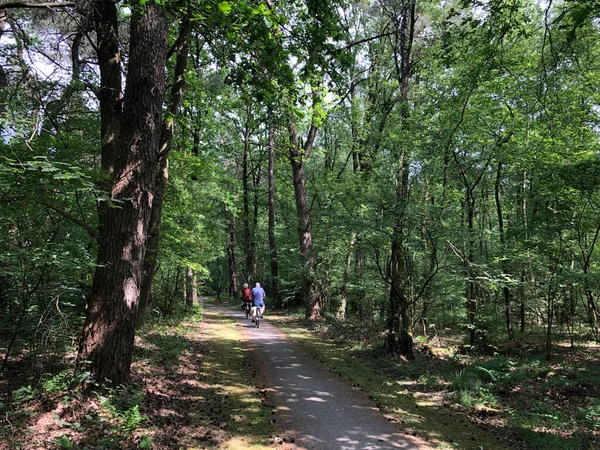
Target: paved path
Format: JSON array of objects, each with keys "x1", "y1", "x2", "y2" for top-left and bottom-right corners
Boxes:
[{"x1": 205, "y1": 303, "x2": 427, "y2": 450}]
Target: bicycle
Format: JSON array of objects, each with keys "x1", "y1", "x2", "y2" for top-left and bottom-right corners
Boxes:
[
  {"x1": 251, "y1": 306, "x2": 263, "y2": 328},
  {"x1": 243, "y1": 302, "x2": 251, "y2": 319}
]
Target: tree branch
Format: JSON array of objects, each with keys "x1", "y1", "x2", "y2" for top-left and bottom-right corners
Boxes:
[
  {"x1": 39, "y1": 201, "x2": 98, "y2": 238},
  {"x1": 338, "y1": 29, "x2": 393, "y2": 52}
]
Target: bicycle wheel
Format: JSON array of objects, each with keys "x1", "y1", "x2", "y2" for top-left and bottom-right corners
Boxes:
[{"x1": 255, "y1": 314, "x2": 259, "y2": 328}]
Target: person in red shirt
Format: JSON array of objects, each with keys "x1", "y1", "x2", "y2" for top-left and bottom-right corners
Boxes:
[{"x1": 241, "y1": 283, "x2": 252, "y2": 318}]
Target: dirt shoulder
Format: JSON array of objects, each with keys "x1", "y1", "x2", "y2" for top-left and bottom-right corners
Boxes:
[{"x1": 0, "y1": 305, "x2": 280, "y2": 450}]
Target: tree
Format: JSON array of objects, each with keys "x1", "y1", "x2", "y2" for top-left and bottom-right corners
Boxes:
[
  {"x1": 76, "y1": 1, "x2": 169, "y2": 385},
  {"x1": 138, "y1": 15, "x2": 191, "y2": 326}
]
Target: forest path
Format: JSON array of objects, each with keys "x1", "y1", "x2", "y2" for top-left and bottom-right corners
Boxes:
[{"x1": 204, "y1": 301, "x2": 429, "y2": 450}]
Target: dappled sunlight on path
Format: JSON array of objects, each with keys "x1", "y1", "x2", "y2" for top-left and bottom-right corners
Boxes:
[{"x1": 207, "y1": 302, "x2": 428, "y2": 450}]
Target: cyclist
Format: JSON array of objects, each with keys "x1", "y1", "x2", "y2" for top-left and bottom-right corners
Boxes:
[
  {"x1": 251, "y1": 282, "x2": 266, "y2": 321},
  {"x1": 241, "y1": 283, "x2": 252, "y2": 317}
]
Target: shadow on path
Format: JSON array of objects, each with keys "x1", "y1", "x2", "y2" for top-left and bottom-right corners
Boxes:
[{"x1": 206, "y1": 302, "x2": 428, "y2": 450}]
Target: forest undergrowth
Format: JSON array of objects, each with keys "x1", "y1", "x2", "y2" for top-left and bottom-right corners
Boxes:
[
  {"x1": 0, "y1": 306, "x2": 281, "y2": 450},
  {"x1": 268, "y1": 311, "x2": 600, "y2": 450}
]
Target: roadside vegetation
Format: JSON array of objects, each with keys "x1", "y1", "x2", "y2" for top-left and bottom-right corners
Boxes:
[
  {"x1": 0, "y1": 305, "x2": 279, "y2": 450},
  {"x1": 269, "y1": 311, "x2": 600, "y2": 450},
  {"x1": 2, "y1": 2, "x2": 600, "y2": 449}
]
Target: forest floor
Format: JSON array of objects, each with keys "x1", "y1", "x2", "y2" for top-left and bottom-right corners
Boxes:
[
  {"x1": 2, "y1": 302, "x2": 599, "y2": 450},
  {"x1": 0, "y1": 305, "x2": 284, "y2": 450},
  {"x1": 265, "y1": 310, "x2": 600, "y2": 450}
]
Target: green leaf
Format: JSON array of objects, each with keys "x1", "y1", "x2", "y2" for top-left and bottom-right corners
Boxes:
[
  {"x1": 57, "y1": 436, "x2": 73, "y2": 449},
  {"x1": 218, "y1": 1, "x2": 232, "y2": 15},
  {"x1": 140, "y1": 435, "x2": 153, "y2": 449}
]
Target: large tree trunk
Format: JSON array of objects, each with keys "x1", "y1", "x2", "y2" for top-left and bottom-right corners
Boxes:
[
  {"x1": 93, "y1": 0, "x2": 122, "y2": 249},
  {"x1": 94, "y1": 0, "x2": 121, "y2": 178},
  {"x1": 76, "y1": 3, "x2": 168, "y2": 386},
  {"x1": 137, "y1": 17, "x2": 190, "y2": 327},
  {"x1": 267, "y1": 121, "x2": 281, "y2": 308},
  {"x1": 287, "y1": 119, "x2": 320, "y2": 319}
]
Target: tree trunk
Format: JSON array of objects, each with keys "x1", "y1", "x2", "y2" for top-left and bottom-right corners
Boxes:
[
  {"x1": 186, "y1": 268, "x2": 197, "y2": 307},
  {"x1": 583, "y1": 260, "x2": 600, "y2": 342},
  {"x1": 350, "y1": 77, "x2": 360, "y2": 173},
  {"x1": 267, "y1": 121, "x2": 281, "y2": 308},
  {"x1": 520, "y1": 271, "x2": 526, "y2": 334},
  {"x1": 386, "y1": 0, "x2": 416, "y2": 358},
  {"x1": 94, "y1": 0, "x2": 121, "y2": 178},
  {"x1": 519, "y1": 171, "x2": 528, "y2": 334},
  {"x1": 495, "y1": 160, "x2": 513, "y2": 339},
  {"x1": 388, "y1": 149, "x2": 413, "y2": 358},
  {"x1": 76, "y1": 3, "x2": 168, "y2": 386},
  {"x1": 242, "y1": 104, "x2": 255, "y2": 283},
  {"x1": 545, "y1": 268, "x2": 558, "y2": 360},
  {"x1": 418, "y1": 226, "x2": 438, "y2": 336},
  {"x1": 171, "y1": 266, "x2": 183, "y2": 315},
  {"x1": 0, "y1": 11, "x2": 9, "y2": 122},
  {"x1": 338, "y1": 232, "x2": 356, "y2": 320},
  {"x1": 228, "y1": 213, "x2": 238, "y2": 298},
  {"x1": 287, "y1": 119, "x2": 320, "y2": 319},
  {"x1": 252, "y1": 151, "x2": 261, "y2": 278},
  {"x1": 93, "y1": 0, "x2": 122, "y2": 250},
  {"x1": 465, "y1": 187, "x2": 477, "y2": 346},
  {"x1": 137, "y1": 17, "x2": 190, "y2": 327}
]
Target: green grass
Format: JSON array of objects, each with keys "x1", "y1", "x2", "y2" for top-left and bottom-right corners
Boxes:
[
  {"x1": 268, "y1": 316, "x2": 508, "y2": 450},
  {"x1": 267, "y1": 314, "x2": 600, "y2": 450},
  {"x1": 187, "y1": 307, "x2": 278, "y2": 449},
  {"x1": 1, "y1": 302, "x2": 279, "y2": 449}
]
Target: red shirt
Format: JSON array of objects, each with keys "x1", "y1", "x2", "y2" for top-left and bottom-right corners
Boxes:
[{"x1": 242, "y1": 288, "x2": 252, "y2": 302}]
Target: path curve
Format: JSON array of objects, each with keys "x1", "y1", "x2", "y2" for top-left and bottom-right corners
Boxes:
[{"x1": 205, "y1": 302, "x2": 428, "y2": 450}]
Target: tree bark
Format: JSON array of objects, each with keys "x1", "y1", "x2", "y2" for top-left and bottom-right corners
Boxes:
[
  {"x1": 137, "y1": 17, "x2": 190, "y2": 327},
  {"x1": 386, "y1": 0, "x2": 416, "y2": 358},
  {"x1": 0, "y1": 2, "x2": 75, "y2": 9},
  {"x1": 93, "y1": 0, "x2": 122, "y2": 252},
  {"x1": 76, "y1": 3, "x2": 168, "y2": 386},
  {"x1": 228, "y1": 213, "x2": 238, "y2": 298},
  {"x1": 242, "y1": 103, "x2": 256, "y2": 283},
  {"x1": 388, "y1": 149, "x2": 413, "y2": 358},
  {"x1": 186, "y1": 268, "x2": 197, "y2": 307},
  {"x1": 267, "y1": 121, "x2": 281, "y2": 308},
  {"x1": 465, "y1": 187, "x2": 477, "y2": 346},
  {"x1": 519, "y1": 170, "x2": 528, "y2": 334},
  {"x1": 94, "y1": 0, "x2": 121, "y2": 180},
  {"x1": 287, "y1": 118, "x2": 320, "y2": 319},
  {"x1": 495, "y1": 160, "x2": 513, "y2": 340},
  {"x1": 338, "y1": 232, "x2": 356, "y2": 320},
  {"x1": 0, "y1": 11, "x2": 8, "y2": 121}
]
